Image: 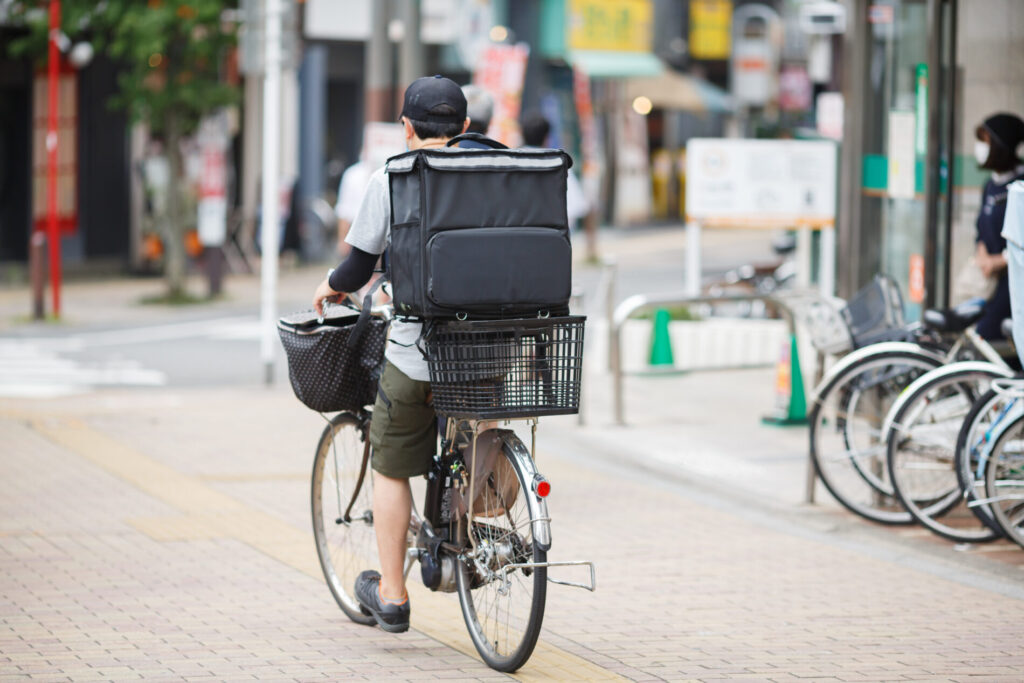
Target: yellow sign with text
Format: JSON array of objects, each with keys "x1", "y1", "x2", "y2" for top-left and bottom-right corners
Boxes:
[
  {"x1": 568, "y1": 0, "x2": 653, "y2": 52},
  {"x1": 690, "y1": 0, "x2": 732, "y2": 60}
]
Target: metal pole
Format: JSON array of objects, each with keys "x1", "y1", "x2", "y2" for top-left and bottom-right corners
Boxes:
[
  {"x1": 260, "y1": 0, "x2": 282, "y2": 385},
  {"x1": 612, "y1": 313, "x2": 624, "y2": 425},
  {"x1": 685, "y1": 220, "x2": 701, "y2": 297},
  {"x1": 398, "y1": 0, "x2": 423, "y2": 93},
  {"x1": 941, "y1": 0, "x2": 958, "y2": 309},
  {"x1": 365, "y1": 0, "x2": 392, "y2": 123},
  {"x1": 819, "y1": 225, "x2": 836, "y2": 297},
  {"x1": 46, "y1": 0, "x2": 62, "y2": 318},
  {"x1": 922, "y1": 0, "x2": 943, "y2": 309},
  {"x1": 796, "y1": 226, "x2": 812, "y2": 288},
  {"x1": 837, "y1": 0, "x2": 867, "y2": 299},
  {"x1": 602, "y1": 259, "x2": 617, "y2": 372}
]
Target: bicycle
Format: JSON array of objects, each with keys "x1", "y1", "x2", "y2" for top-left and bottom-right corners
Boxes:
[
  {"x1": 979, "y1": 398, "x2": 1024, "y2": 548},
  {"x1": 952, "y1": 378, "x2": 1024, "y2": 545},
  {"x1": 808, "y1": 288, "x2": 1013, "y2": 525},
  {"x1": 310, "y1": 310, "x2": 595, "y2": 673},
  {"x1": 882, "y1": 359, "x2": 1012, "y2": 541}
]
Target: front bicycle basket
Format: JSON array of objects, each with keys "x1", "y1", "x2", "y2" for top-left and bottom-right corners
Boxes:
[
  {"x1": 425, "y1": 316, "x2": 586, "y2": 419},
  {"x1": 841, "y1": 274, "x2": 907, "y2": 349}
]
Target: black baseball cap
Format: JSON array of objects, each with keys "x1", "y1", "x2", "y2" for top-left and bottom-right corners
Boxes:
[{"x1": 399, "y1": 75, "x2": 467, "y2": 124}]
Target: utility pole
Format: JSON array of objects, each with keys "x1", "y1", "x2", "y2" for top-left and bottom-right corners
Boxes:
[
  {"x1": 365, "y1": 0, "x2": 392, "y2": 123},
  {"x1": 45, "y1": 0, "x2": 62, "y2": 318},
  {"x1": 260, "y1": 0, "x2": 282, "y2": 385},
  {"x1": 398, "y1": 0, "x2": 423, "y2": 94}
]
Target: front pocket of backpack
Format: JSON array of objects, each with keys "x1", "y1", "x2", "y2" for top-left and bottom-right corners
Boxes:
[{"x1": 425, "y1": 227, "x2": 571, "y2": 309}]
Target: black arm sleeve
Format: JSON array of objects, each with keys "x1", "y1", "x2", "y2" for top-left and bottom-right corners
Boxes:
[{"x1": 328, "y1": 247, "x2": 379, "y2": 293}]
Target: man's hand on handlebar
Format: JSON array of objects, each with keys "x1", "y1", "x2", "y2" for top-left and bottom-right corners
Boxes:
[{"x1": 313, "y1": 277, "x2": 345, "y2": 318}]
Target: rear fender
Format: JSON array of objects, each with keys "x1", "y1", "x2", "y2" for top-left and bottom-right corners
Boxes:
[{"x1": 498, "y1": 431, "x2": 551, "y2": 551}]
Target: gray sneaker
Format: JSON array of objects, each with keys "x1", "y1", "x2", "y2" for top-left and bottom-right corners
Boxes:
[{"x1": 354, "y1": 570, "x2": 410, "y2": 633}]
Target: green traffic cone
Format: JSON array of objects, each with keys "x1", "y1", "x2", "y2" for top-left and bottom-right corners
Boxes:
[
  {"x1": 649, "y1": 308, "x2": 674, "y2": 366},
  {"x1": 786, "y1": 334, "x2": 808, "y2": 422}
]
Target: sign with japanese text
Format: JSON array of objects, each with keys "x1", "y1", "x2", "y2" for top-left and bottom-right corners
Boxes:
[
  {"x1": 473, "y1": 43, "x2": 531, "y2": 147},
  {"x1": 567, "y1": 0, "x2": 653, "y2": 52},
  {"x1": 196, "y1": 113, "x2": 229, "y2": 247},
  {"x1": 689, "y1": 0, "x2": 732, "y2": 60},
  {"x1": 685, "y1": 138, "x2": 837, "y2": 228}
]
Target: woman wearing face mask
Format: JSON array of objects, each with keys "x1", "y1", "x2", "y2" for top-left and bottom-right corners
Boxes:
[{"x1": 971, "y1": 112, "x2": 1024, "y2": 340}]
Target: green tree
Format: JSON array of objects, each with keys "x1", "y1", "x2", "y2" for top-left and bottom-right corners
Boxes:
[{"x1": 7, "y1": 0, "x2": 239, "y2": 299}]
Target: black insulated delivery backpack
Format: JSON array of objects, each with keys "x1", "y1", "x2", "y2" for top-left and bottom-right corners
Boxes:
[{"x1": 385, "y1": 133, "x2": 573, "y2": 320}]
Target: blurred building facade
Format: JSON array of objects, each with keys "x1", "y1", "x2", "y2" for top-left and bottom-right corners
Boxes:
[{"x1": 2, "y1": 0, "x2": 1021, "y2": 314}]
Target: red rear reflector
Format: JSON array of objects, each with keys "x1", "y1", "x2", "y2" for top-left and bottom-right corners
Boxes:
[{"x1": 536, "y1": 481, "x2": 551, "y2": 497}]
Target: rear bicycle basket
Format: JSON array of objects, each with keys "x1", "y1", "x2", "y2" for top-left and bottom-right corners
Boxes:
[
  {"x1": 425, "y1": 316, "x2": 586, "y2": 419},
  {"x1": 841, "y1": 274, "x2": 907, "y2": 349}
]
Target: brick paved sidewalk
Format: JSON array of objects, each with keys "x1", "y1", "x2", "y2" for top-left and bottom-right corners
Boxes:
[{"x1": 3, "y1": 385, "x2": 1024, "y2": 682}]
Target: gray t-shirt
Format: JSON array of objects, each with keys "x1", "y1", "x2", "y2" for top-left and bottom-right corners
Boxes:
[{"x1": 345, "y1": 166, "x2": 430, "y2": 381}]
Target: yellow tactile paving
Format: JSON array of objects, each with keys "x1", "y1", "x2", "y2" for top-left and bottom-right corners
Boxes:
[{"x1": 30, "y1": 415, "x2": 621, "y2": 680}]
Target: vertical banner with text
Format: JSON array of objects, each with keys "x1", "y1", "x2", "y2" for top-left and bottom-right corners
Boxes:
[
  {"x1": 473, "y1": 43, "x2": 531, "y2": 147},
  {"x1": 197, "y1": 113, "x2": 230, "y2": 247}
]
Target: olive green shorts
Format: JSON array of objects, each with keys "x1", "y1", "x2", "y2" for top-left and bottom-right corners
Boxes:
[{"x1": 369, "y1": 360, "x2": 437, "y2": 478}]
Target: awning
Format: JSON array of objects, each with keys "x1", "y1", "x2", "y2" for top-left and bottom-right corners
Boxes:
[
  {"x1": 624, "y1": 71, "x2": 735, "y2": 113},
  {"x1": 569, "y1": 50, "x2": 664, "y2": 78}
]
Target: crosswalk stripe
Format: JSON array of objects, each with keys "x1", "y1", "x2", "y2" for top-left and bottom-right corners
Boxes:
[{"x1": 0, "y1": 316, "x2": 265, "y2": 397}]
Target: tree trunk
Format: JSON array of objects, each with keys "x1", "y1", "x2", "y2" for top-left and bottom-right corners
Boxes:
[{"x1": 164, "y1": 112, "x2": 187, "y2": 298}]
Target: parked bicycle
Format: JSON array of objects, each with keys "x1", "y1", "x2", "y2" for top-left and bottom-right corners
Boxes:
[
  {"x1": 971, "y1": 379, "x2": 1024, "y2": 548},
  {"x1": 806, "y1": 277, "x2": 1014, "y2": 525}
]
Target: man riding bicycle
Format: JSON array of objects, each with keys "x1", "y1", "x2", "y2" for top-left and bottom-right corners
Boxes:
[{"x1": 311, "y1": 75, "x2": 471, "y2": 633}]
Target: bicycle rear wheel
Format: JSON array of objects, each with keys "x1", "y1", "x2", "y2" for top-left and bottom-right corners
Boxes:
[
  {"x1": 311, "y1": 412, "x2": 377, "y2": 626},
  {"x1": 456, "y1": 433, "x2": 546, "y2": 673},
  {"x1": 885, "y1": 364, "x2": 1008, "y2": 542},
  {"x1": 984, "y1": 413, "x2": 1024, "y2": 548},
  {"x1": 809, "y1": 348, "x2": 941, "y2": 524}
]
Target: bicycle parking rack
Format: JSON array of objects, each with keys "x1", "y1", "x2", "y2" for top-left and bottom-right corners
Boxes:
[{"x1": 606, "y1": 284, "x2": 817, "y2": 504}]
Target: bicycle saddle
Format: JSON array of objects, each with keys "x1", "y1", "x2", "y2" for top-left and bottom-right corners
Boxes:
[{"x1": 922, "y1": 299, "x2": 985, "y2": 332}]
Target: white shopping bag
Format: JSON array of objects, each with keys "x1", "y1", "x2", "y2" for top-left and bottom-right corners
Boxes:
[{"x1": 1001, "y1": 180, "x2": 1024, "y2": 365}]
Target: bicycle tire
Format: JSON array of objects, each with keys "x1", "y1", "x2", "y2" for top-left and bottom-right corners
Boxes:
[
  {"x1": 954, "y1": 387, "x2": 1015, "y2": 537},
  {"x1": 311, "y1": 411, "x2": 377, "y2": 626},
  {"x1": 809, "y1": 346, "x2": 942, "y2": 524},
  {"x1": 455, "y1": 433, "x2": 546, "y2": 672},
  {"x1": 984, "y1": 412, "x2": 1024, "y2": 548},
  {"x1": 885, "y1": 363, "x2": 1010, "y2": 542}
]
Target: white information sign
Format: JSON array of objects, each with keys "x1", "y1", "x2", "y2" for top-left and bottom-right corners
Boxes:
[
  {"x1": 303, "y1": 0, "x2": 458, "y2": 44},
  {"x1": 887, "y1": 111, "x2": 916, "y2": 200},
  {"x1": 685, "y1": 138, "x2": 837, "y2": 227},
  {"x1": 684, "y1": 138, "x2": 838, "y2": 298}
]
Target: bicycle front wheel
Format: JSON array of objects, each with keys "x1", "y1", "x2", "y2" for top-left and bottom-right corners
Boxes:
[
  {"x1": 809, "y1": 348, "x2": 941, "y2": 524},
  {"x1": 456, "y1": 433, "x2": 546, "y2": 673},
  {"x1": 311, "y1": 412, "x2": 377, "y2": 626}
]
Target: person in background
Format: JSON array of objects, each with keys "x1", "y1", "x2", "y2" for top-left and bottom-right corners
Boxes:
[
  {"x1": 973, "y1": 112, "x2": 1024, "y2": 340},
  {"x1": 334, "y1": 153, "x2": 373, "y2": 258},
  {"x1": 520, "y1": 111, "x2": 589, "y2": 227},
  {"x1": 459, "y1": 84, "x2": 493, "y2": 149}
]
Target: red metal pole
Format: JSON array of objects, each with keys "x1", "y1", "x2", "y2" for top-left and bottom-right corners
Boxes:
[{"x1": 46, "y1": 0, "x2": 62, "y2": 318}]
